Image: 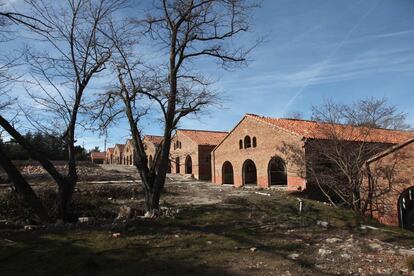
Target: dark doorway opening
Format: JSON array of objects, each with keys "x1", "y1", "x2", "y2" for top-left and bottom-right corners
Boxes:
[
  {"x1": 268, "y1": 157, "x2": 287, "y2": 186},
  {"x1": 399, "y1": 187, "x2": 414, "y2": 230},
  {"x1": 242, "y1": 159, "x2": 257, "y2": 185},
  {"x1": 185, "y1": 155, "x2": 192, "y2": 174},
  {"x1": 175, "y1": 157, "x2": 180, "y2": 173},
  {"x1": 149, "y1": 155, "x2": 153, "y2": 167},
  {"x1": 222, "y1": 161, "x2": 234, "y2": 184}
]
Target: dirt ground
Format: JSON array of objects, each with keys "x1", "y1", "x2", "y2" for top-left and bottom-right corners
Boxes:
[{"x1": 1, "y1": 164, "x2": 414, "y2": 275}]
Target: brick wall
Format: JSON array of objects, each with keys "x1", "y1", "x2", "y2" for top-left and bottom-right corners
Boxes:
[
  {"x1": 198, "y1": 145, "x2": 215, "y2": 180},
  {"x1": 170, "y1": 133, "x2": 199, "y2": 178},
  {"x1": 212, "y1": 116, "x2": 306, "y2": 190},
  {"x1": 305, "y1": 139, "x2": 393, "y2": 201},
  {"x1": 143, "y1": 139, "x2": 158, "y2": 168},
  {"x1": 105, "y1": 150, "x2": 113, "y2": 164},
  {"x1": 113, "y1": 146, "x2": 123, "y2": 165},
  {"x1": 123, "y1": 140, "x2": 134, "y2": 166},
  {"x1": 363, "y1": 141, "x2": 414, "y2": 227}
]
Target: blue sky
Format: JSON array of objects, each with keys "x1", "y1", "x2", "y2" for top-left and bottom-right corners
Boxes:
[
  {"x1": 4, "y1": 0, "x2": 414, "y2": 150},
  {"x1": 173, "y1": 0, "x2": 414, "y2": 132}
]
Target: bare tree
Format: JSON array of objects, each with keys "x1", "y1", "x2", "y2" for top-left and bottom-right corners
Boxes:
[
  {"x1": 98, "y1": 0, "x2": 260, "y2": 216},
  {"x1": 307, "y1": 98, "x2": 410, "y2": 211},
  {"x1": 0, "y1": 143, "x2": 51, "y2": 221},
  {"x1": 0, "y1": 0, "x2": 125, "y2": 222},
  {"x1": 338, "y1": 97, "x2": 410, "y2": 130},
  {"x1": 286, "y1": 111, "x2": 304, "y2": 120},
  {"x1": 0, "y1": 3, "x2": 55, "y2": 222},
  {"x1": 363, "y1": 149, "x2": 403, "y2": 218}
]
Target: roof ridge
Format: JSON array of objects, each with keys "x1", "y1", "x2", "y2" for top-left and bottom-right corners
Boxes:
[
  {"x1": 178, "y1": 129, "x2": 228, "y2": 133},
  {"x1": 176, "y1": 128, "x2": 228, "y2": 146},
  {"x1": 247, "y1": 113, "x2": 413, "y2": 133},
  {"x1": 367, "y1": 137, "x2": 414, "y2": 163}
]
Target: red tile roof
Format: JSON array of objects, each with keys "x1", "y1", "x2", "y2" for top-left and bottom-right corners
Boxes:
[
  {"x1": 114, "y1": 144, "x2": 125, "y2": 152},
  {"x1": 144, "y1": 135, "x2": 163, "y2": 145},
  {"x1": 247, "y1": 114, "x2": 414, "y2": 144},
  {"x1": 178, "y1": 129, "x2": 228, "y2": 146},
  {"x1": 90, "y1": 152, "x2": 106, "y2": 160},
  {"x1": 106, "y1": 147, "x2": 114, "y2": 154},
  {"x1": 367, "y1": 138, "x2": 414, "y2": 164}
]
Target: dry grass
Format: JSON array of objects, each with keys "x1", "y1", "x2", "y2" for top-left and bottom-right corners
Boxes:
[{"x1": 1, "y1": 172, "x2": 414, "y2": 275}]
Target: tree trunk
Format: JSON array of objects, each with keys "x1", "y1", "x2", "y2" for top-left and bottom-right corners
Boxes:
[
  {"x1": 352, "y1": 186, "x2": 361, "y2": 213},
  {"x1": 0, "y1": 116, "x2": 66, "y2": 187},
  {"x1": 57, "y1": 125, "x2": 78, "y2": 222},
  {"x1": 0, "y1": 143, "x2": 50, "y2": 223},
  {"x1": 0, "y1": 115, "x2": 73, "y2": 221},
  {"x1": 57, "y1": 182, "x2": 75, "y2": 222},
  {"x1": 142, "y1": 185, "x2": 162, "y2": 217}
]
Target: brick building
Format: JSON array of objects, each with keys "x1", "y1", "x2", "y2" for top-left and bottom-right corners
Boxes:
[
  {"x1": 170, "y1": 129, "x2": 228, "y2": 180},
  {"x1": 143, "y1": 135, "x2": 163, "y2": 168},
  {"x1": 113, "y1": 144, "x2": 125, "y2": 165},
  {"x1": 122, "y1": 139, "x2": 134, "y2": 166},
  {"x1": 364, "y1": 138, "x2": 414, "y2": 229},
  {"x1": 105, "y1": 147, "x2": 114, "y2": 164},
  {"x1": 90, "y1": 152, "x2": 105, "y2": 164},
  {"x1": 212, "y1": 114, "x2": 413, "y2": 193}
]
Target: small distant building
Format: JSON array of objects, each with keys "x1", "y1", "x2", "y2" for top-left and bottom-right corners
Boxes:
[
  {"x1": 105, "y1": 147, "x2": 114, "y2": 164},
  {"x1": 90, "y1": 152, "x2": 105, "y2": 164},
  {"x1": 364, "y1": 138, "x2": 414, "y2": 229},
  {"x1": 143, "y1": 135, "x2": 163, "y2": 168},
  {"x1": 113, "y1": 144, "x2": 125, "y2": 165},
  {"x1": 170, "y1": 129, "x2": 228, "y2": 180},
  {"x1": 122, "y1": 139, "x2": 135, "y2": 166}
]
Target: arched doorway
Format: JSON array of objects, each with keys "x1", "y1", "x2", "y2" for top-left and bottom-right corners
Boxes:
[
  {"x1": 242, "y1": 159, "x2": 257, "y2": 185},
  {"x1": 185, "y1": 155, "x2": 192, "y2": 174},
  {"x1": 175, "y1": 157, "x2": 180, "y2": 173},
  {"x1": 222, "y1": 161, "x2": 234, "y2": 184},
  {"x1": 268, "y1": 157, "x2": 287, "y2": 186},
  {"x1": 399, "y1": 187, "x2": 414, "y2": 230}
]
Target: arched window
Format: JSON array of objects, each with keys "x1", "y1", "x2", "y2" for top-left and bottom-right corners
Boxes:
[
  {"x1": 239, "y1": 139, "x2": 243, "y2": 149},
  {"x1": 268, "y1": 157, "x2": 287, "y2": 186},
  {"x1": 244, "y1": 136, "x2": 251, "y2": 149},
  {"x1": 253, "y1": 137, "x2": 257, "y2": 148}
]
